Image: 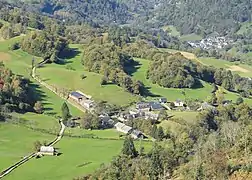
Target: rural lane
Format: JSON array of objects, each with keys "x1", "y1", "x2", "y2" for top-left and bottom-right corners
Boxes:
[{"x1": 0, "y1": 120, "x2": 66, "y2": 179}]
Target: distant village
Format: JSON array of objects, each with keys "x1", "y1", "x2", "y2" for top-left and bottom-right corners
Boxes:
[
  {"x1": 65, "y1": 90, "x2": 234, "y2": 140},
  {"x1": 188, "y1": 36, "x2": 233, "y2": 50}
]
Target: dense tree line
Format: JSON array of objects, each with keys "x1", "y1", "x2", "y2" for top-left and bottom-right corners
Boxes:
[
  {"x1": 146, "y1": 52, "x2": 252, "y2": 96},
  {"x1": 77, "y1": 103, "x2": 252, "y2": 180},
  {"x1": 20, "y1": 31, "x2": 68, "y2": 62},
  {"x1": 0, "y1": 63, "x2": 37, "y2": 120},
  {"x1": 82, "y1": 43, "x2": 144, "y2": 95}
]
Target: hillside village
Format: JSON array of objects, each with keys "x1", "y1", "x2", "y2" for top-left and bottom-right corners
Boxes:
[{"x1": 68, "y1": 89, "x2": 233, "y2": 139}]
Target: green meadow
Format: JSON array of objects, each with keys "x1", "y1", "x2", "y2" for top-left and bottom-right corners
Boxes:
[{"x1": 0, "y1": 124, "x2": 152, "y2": 180}]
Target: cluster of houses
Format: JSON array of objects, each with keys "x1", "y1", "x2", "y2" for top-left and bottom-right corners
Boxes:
[
  {"x1": 188, "y1": 36, "x2": 233, "y2": 50},
  {"x1": 69, "y1": 91, "x2": 94, "y2": 110}
]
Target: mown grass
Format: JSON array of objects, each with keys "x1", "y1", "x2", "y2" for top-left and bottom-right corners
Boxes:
[
  {"x1": 162, "y1": 25, "x2": 180, "y2": 37},
  {"x1": 179, "y1": 33, "x2": 202, "y2": 41},
  {"x1": 0, "y1": 124, "x2": 152, "y2": 180}
]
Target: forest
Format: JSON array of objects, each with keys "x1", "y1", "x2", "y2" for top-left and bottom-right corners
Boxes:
[{"x1": 0, "y1": 63, "x2": 37, "y2": 120}]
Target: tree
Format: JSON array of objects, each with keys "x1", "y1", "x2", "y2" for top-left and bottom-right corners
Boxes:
[
  {"x1": 34, "y1": 101, "x2": 43, "y2": 114},
  {"x1": 159, "y1": 109, "x2": 168, "y2": 121},
  {"x1": 121, "y1": 136, "x2": 138, "y2": 158},
  {"x1": 151, "y1": 124, "x2": 158, "y2": 139},
  {"x1": 216, "y1": 89, "x2": 225, "y2": 105},
  {"x1": 33, "y1": 140, "x2": 42, "y2": 151},
  {"x1": 157, "y1": 126, "x2": 165, "y2": 141},
  {"x1": 100, "y1": 76, "x2": 108, "y2": 85},
  {"x1": 236, "y1": 97, "x2": 244, "y2": 105},
  {"x1": 61, "y1": 102, "x2": 70, "y2": 122},
  {"x1": 211, "y1": 84, "x2": 218, "y2": 93}
]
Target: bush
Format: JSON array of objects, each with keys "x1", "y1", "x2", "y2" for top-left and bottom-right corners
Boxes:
[
  {"x1": 66, "y1": 65, "x2": 75, "y2": 71},
  {"x1": 80, "y1": 74, "x2": 87, "y2": 79},
  {"x1": 9, "y1": 42, "x2": 20, "y2": 50}
]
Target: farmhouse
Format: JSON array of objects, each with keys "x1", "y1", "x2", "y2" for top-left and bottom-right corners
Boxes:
[
  {"x1": 80, "y1": 99, "x2": 94, "y2": 109},
  {"x1": 69, "y1": 91, "x2": 84, "y2": 102},
  {"x1": 144, "y1": 111, "x2": 159, "y2": 120},
  {"x1": 114, "y1": 122, "x2": 133, "y2": 134},
  {"x1": 136, "y1": 102, "x2": 151, "y2": 111},
  {"x1": 39, "y1": 146, "x2": 57, "y2": 156},
  {"x1": 174, "y1": 99, "x2": 185, "y2": 107},
  {"x1": 150, "y1": 102, "x2": 164, "y2": 111},
  {"x1": 131, "y1": 130, "x2": 144, "y2": 139}
]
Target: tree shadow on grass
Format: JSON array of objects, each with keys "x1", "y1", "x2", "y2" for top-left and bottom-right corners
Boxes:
[
  {"x1": 57, "y1": 48, "x2": 82, "y2": 65},
  {"x1": 124, "y1": 61, "x2": 141, "y2": 76},
  {"x1": 141, "y1": 85, "x2": 161, "y2": 98}
]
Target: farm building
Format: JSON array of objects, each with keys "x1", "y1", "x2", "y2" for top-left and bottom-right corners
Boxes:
[
  {"x1": 150, "y1": 102, "x2": 164, "y2": 111},
  {"x1": 131, "y1": 130, "x2": 144, "y2": 139},
  {"x1": 80, "y1": 99, "x2": 94, "y2": 109},
  {"x1": 69, "y1": 91, "x2": 85, "y2": 102},
  {"x1": 114, "y1": 122, "x2": 133, "y2": 134},
  {"x1": 136, "y1": 102, "x2": 151, "y2": 111},
  {"x1": 39, "y1": 146, "x2": 57, "y2": 156},
  {"x1": 174, "y1": 100, "x2": 185, "y2": 107},
  {"x1": 159, "y1": 97, "x2": 167, "y2": 103},
  {"x1": 197, "y1": 102, "x2": 216, "y2": 111}
]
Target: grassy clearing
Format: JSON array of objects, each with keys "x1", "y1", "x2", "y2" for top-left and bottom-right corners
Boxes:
[
  {"x1": 162, "y1": 25, "x2": 180, "y2": 37},
  {"x1": 179, "y1": 33, "x2": 202, "y2": 41},
  {"x1": 236, "y1": 22, "x2": 252, "y2": 35},
  {"x1": 132, "y1": 58, "x2": 213, "y2": 101},
  {"x1": 198, "y1": 57, "x2": 252, "y2": 77},
  {"x1": 37, "y1": 44, "x2": 139, "y2": 106},
  {"x1": 0, "y1": 124, "x2": 152, "y2": 180},
  {"x1": 131, "y1": 58, "x2": 252, "y2": 105}
]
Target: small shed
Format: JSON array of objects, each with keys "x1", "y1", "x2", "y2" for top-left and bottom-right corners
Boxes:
[
  {"x1": 174, "y1": 100, "x2": 185, "y2": 107},
  {"x1": 39, "y1": 146, "x2": 57, "y2": 156}
]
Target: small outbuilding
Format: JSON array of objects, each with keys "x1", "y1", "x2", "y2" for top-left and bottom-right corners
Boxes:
[
  {"x1": 39, "y1": 146, "x2": 57, "y2": 156},
  {"x1": 174, "y1": 99, "x2": 185, "y2": 107},
  {"x1": 131, "y1": 130, "x2": 144, "y2": 139}
]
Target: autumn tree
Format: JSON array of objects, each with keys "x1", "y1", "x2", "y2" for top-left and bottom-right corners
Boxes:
[
  {"x1": 34, "y1": 101, "x2": 43, "y2": 114},
  {"x1": 121, "y1": 136, "x2": 138, "y2": 158}
]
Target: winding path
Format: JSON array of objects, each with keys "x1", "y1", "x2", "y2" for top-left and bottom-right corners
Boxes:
[{"x1": 0, "y1": 120, "x2": 65, "y2": 179}]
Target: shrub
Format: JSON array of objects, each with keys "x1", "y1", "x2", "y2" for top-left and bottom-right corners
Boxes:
[{"x1": 9, "y1": 42, "x2": 20, "y2": 50}]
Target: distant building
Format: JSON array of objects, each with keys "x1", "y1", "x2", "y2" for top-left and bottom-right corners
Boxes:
[
  {"x1": 197, "y1": 102, "x2": 215, "y2": 111},
  {"x1": 131, "y1": 130, "x2": 144, "y2": 139},
  {"x1": 69, "y1": 91, "x2": 85, "y2": 102},
  {"x1": 150, "y1": 102, "x2": 164, "y2": 111},
  {"x1": 174, "y1": 100, "x2": 185, "y2": 107},
  {"x1": 39, "y1": 146, "x2": 57, "y2": 156},
  {"x1": 159, "y1": 97, "x2": 167, "y2": 103},
  {"x1": 114, "y1": 122, "x2": 133, "y2": 134},
  {"x1": 144, "y1": 111, "x2": 159, "y2": 120},
  {"x1": 80, "y1": 100, "x2": 94, "y2": 109},
  {"x1": 136, "y1": 102, "x2": 151, "y2": 111}
]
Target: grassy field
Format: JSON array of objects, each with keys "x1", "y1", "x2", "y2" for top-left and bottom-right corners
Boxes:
[
  {"x1": 199, "y1": 57, "x2": 252, "y2": 77},
  {"x1": 37, "y1": 44, "x2": 139, "y2": 106},
  {"x1": 162, "y1": 25, "x2": 180, "y2": 37},
  {"x1": 132, "y1": 58, "x2": 213, "y2": 101},
  {"x1": 180, "y1": 33, "x2": 202, "y2": 41},
  {"x1": 236, "y1": 22, "x2": 252, "y2": 35},
  {"x1": 131, "y1": 58, "x2": 252, "y2": 105},
  {"x1": 0, "y1": 124, "x2": 152, "y2": 180}
]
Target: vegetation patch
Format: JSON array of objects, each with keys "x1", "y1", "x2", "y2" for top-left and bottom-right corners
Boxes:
[{"x1": 227, "y1": 65, "x2": 250, "y2": 73}]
